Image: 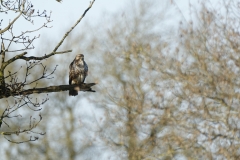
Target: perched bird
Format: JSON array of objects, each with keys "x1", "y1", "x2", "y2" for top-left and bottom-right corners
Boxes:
[{"x1": 69, "y1": 54, "x2": 88, "y2": 96}]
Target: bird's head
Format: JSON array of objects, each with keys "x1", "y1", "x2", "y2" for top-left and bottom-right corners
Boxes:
[{"x1": 75, "y1": 54, "x2": 84, "y2": 61}]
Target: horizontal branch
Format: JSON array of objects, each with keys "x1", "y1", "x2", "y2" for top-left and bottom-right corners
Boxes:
[
  {"x1": 0, "y1": 83, "x2": 96, "y2": 98},
  {"x1": 18, "y1": 50, "x2": 72, "y2": 61},
  {"x1": 1, "y1": 50, "x2": 72, "y2": 70}
]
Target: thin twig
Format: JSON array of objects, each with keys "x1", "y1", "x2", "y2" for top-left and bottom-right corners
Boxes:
[{"x1": 53, "y1": 0, "x2": 96, "y2": 52}]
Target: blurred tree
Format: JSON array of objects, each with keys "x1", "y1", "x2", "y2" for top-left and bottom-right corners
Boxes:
[
  {"x1": 0, "y1": 0, "x2": 95, "y2": 143},
  {"x1": 84, "y1": 0, "x2": 240, "y2": 159}
]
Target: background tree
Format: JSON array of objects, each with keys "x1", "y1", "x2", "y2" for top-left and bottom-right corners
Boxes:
[
  {"x1": 0, "y1": 0, "x2": 95, "y2": 143},
  {"x1": 73, "y1": 1, "x2": 240, "y2": 159}
]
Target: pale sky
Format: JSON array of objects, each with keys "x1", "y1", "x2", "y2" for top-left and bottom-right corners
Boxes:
[
  {"x1": 32, "y1": 0, "x2": 130, "y2": 42},
  {"x1": 2, "y1": 0, "x2": 203, "y2": 56}
]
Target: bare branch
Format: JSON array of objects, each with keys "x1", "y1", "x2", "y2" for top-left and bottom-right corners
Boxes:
[
  {"x1": 4, "y1": 136, "x2": 40, "y2": 144},
  {"x1": 1, "y1": 50, "x2": 72, "y2": 70},
  {"x1": 52, "y1": 0, "x2": 95, "y2": 52},
  {"x1": 1, "y1": 83, "x2": 96, "y2": 98},
  {"x1": 19, "y1": 50, "x2": 72, "y2": 61},
  {"x1": 0, "y1": 3, "x2": 23, "y2": 34},
  {"x1": 1, "y1": 41, "x2": 5, "y2": 63}
]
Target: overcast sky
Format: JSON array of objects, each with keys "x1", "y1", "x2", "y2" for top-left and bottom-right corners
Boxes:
[
  {"x1": 32, "y1": 0, "x2": 130, "y2": 40},
  {"x1": 20, "y1": 0, "x2": 197, "y2": 47},
  {"x1": 1, "y1": 0, "x2": 207, "y2": 56}
]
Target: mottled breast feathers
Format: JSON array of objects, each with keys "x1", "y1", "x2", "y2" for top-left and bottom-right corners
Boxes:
[{"x1": 69, "y1": 54, "x2": 88, "y2": 96}]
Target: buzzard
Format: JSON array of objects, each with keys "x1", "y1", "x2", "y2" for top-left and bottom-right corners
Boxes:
[{"x1": 69, "y1": 54, "x2": 88, "y2": 96}]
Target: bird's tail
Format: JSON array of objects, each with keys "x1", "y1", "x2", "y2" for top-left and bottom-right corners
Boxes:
[{"x1": 69, "y1": 89, "x2": 78, "y2": 96}]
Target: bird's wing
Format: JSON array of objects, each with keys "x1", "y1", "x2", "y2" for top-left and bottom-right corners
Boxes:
[
  {"x1": 69, "y1": 61, "x2": 75, "y2": 84},
  {"x1": 84, "y1": 61, "x2": 88, "y2": 76}
]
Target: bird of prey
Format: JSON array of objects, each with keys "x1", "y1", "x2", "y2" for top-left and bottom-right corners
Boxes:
[{"x1": 69, "y1": 54, "x2": 88, "y2": 96}]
